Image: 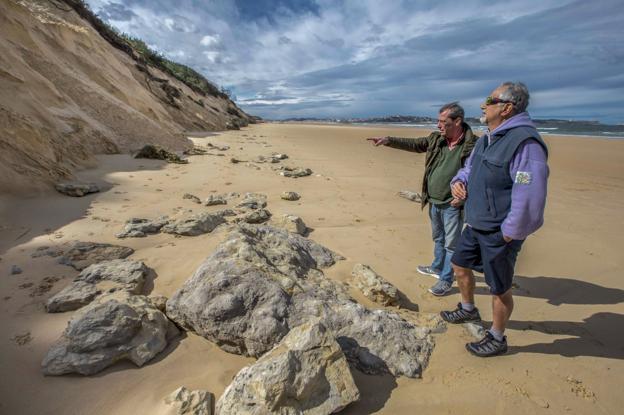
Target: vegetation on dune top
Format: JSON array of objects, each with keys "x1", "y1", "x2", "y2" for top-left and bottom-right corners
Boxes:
[{"x1": 59, "y1": 0, "x2": 230, "y2": 100}]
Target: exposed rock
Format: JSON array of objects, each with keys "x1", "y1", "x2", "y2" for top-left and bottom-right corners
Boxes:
[
  {"x1": 163, "y1": 387, "x2": 213, "y2": 415},
  {"x1": 216, "y1": 321, "x2": 359, "y2": 415},
  {"x1": 240, "y1": 209, "x2": 272, "y2": 224},
  {"x1": 236, "y1": 192, "x2": 268, "y2": 209},
  {"x1": 280, "y1": 191, "x2": 300, "y2": 201},
  {"x1": 46, "y1": 259, "x2": 148, "y2": 313},
  {"x1": 463, "y1": 322, "x2": 486, "y2": 339},
  {"x1": 116, "y1": 217, "x2": 170, "y2": 238},
  {"x1": 273, "y1": 214, "x2": 307, "y2": 235},
  {"x1": 351, "y1": 264, "x2": 400, "y2": 307},
  {"x1": 183, "y1": 193, "x2": 202, "y2": 204},
  {"x1": 55, "y1": 241, "x2": 134, "y2": 271},
  {"x1": 134, "y1": 145, "x2": 188, "y2": 164},
  {"x1": 204, "y1": 195, "x2": 227, "y2": 206},
  {"x1": 42, "y1": 294, "x2": 179, "y2": 376},
  {"x1": 398, "y1": 190, "x2": 422, "y2": 203},
  {"x1": 255, "y1": 153, "x2": 287, "y2": 164},
  {"x1": 279, "y1": 167, "x2": 313, "y2": 178},
  {"x1": 229, "y1": 157, "x2": 241, "y2": 164},
  {"x1": 10, "y1": 265, "x2": 22, "y2": 275},
  {"x1": 183, "y1": 147, "x2": 209, "y2": 156},
  {"x1": 161, "y1": 212, "x2": 226, "y2": 236},
  {"x1": 149, "y1": 295, "x2": 169, "y2": 312},
  {"x1": 167, "y1": 225, "x2": 434, "y2": 378},
  {"x1": 55, "y1": 183, "x2": 100, "y2": 197}
]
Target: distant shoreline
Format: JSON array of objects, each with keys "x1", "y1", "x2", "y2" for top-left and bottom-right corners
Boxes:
[{"x1": 272, "y1": 120, "x2": 624, "y2": 139}]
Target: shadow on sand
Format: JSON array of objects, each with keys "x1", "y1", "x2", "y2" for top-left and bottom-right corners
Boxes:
[{"x1": 507, "y1": 312, "x2": 624, "y2": 360}]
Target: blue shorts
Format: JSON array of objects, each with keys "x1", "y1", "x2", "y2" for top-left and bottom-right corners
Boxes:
[{"x1": 451, "y1": 226, "x2": 524, "y2": 295}]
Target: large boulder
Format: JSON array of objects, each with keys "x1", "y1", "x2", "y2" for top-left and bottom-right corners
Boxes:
[
  {"x1": 166, "y1": 225, "x2": 435, "y2": 378},
  {"x1": 215, "y1": 321, "x2": 359, "y2": 415},
  {"x1": 55, "y1": 182, "x2": 100, "y2": 197},
  {"x1": 46, "y1": 259, "x2": 148, "y2": 313},
  {"x1": 42, "y1": 294, "x2": 179, "y2": 376}
]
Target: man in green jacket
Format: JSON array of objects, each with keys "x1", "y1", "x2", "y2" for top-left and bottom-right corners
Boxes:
[{"x1": 368, "y1": 102, "x2": 477, "y2": 295}]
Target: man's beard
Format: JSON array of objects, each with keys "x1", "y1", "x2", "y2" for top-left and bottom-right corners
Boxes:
[{"x1": 479, "y1": 116, "x2": 487, "y2": 124}]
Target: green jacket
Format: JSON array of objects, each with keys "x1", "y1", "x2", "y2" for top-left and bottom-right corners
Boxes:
[{"x1": 386, "y1": 122, "x2": 478, "y2": 209}]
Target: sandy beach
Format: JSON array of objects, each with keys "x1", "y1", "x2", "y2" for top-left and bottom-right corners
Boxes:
[{"x1": 1, "y1": 122, "x2": 623, "y2": 414}]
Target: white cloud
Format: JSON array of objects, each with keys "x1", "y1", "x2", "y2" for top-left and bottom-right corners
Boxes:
[{"x1": 200, "y1": 34, "x2": 220, "y2": 47}]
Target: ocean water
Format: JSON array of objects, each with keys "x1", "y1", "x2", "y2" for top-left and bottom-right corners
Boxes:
[{"x1": 351, "y1": 122, "x2": 624, "y2": 139}]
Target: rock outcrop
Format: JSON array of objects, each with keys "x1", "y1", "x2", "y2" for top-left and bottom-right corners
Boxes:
[
  {"x1": 55, "y1": 183, "x2": 100, "y2": 197},
  {"x1": 351, "y1": 264, "x2": 400, "y2": 306},
  {"x1": 46, "y1": 259, "x2": 148, "y2": 312},
  {"x1": 163, "y1": 387, "x2": 213, "y2": 415},
  {"x1": 32, "y1": 241, "x2": 135, "y2": 270},
  {"x1": 216, "y1": 321, "x2": 359, "y2": 415},
  {"x1": 166, "y1": 225, "x2": 435, "y2": 378},
  {"x1": 42, "y1": 294, "x2": 179, "y2": 375}
]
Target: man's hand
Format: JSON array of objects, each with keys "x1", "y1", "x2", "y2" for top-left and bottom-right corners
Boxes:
[
  {"x1": 503, "y1": 235, "x2": 513, "y2": 243},
  {"x1": 367, "y1": 137, "x2": 389, "y2": 146},
  {"x1": 451, "y1": 181, "x2": 467, "y2": 200},
  {"x1": 450, "y1": 198, "x2": 463, "y2": 207}
]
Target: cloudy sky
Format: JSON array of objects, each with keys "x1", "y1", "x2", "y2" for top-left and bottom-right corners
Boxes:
[{"x1": 86, "y1": 0, "x2": 624, "y2": 123}]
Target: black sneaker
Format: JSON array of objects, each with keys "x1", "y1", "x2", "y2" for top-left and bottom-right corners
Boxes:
[
  {"x1": 466, "y1": 331, "x2": 508, "y2": 357},
  {"x1": 440, "y1": 302, "x2": 481, "y2": 324}
]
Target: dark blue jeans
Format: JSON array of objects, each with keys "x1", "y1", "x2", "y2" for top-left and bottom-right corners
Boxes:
[{"x1": 429, "y1": 203, "x2": 463, "y2": 283}]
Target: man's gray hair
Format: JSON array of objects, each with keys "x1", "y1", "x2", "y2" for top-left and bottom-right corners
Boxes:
[
  {"x1": 439, "y1": 101, "x2": 464, "y2": 120},
  {"x1": 498, "y1": 82, "x2": 530, "y2": 113}
]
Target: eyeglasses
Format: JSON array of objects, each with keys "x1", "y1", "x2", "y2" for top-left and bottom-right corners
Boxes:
[{"x1": 484, "y1": 96, "x2": 513, "y2": 106}]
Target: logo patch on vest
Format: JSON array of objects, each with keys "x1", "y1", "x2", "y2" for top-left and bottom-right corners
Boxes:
[{"x1": 515, "y1": 171, "x2": 532, "y2": 185}]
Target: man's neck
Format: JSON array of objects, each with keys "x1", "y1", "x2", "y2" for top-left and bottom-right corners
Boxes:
[{"x1": 446, "y1": 129, "x2": 465, "y2": 149}]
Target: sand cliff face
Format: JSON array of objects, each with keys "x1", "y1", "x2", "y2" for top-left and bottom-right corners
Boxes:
[{"x1": 0, "y1": 0, "x2": 253, "y2": 194}]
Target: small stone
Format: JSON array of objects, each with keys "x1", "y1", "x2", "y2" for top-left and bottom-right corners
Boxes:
[
  {"x1": 163, "y1": 386, "x2": 213, "y2": 415},
  {"x1": 10, "y1": 265, "x2": 22, "y2": 275},
  {"x1": 204, "y1": 195, "x2": 227, "y2": 206},
  {"x1": 463, "y1": 322, "x2": 486, "y2": 339},
  {"x1": 280, "y1": 191, "x2": 300, "y2": 201},
  {"x1": 55, "y1": 183, "x2": 100, "y2": 197},
  {"x1": 273, "y1": 214, "x2": 307, "y2": 235},
  {"x1": 183, "y1": 193, "x2": 202, "y2": 204},
  {"x1": 351, "y1": 264, "x2": 400, "y2": 306},
  {"x1": 398, "y1": 190, "x2": 422, "y2": 203}
]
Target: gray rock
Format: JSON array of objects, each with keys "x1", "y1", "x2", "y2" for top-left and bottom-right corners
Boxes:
[
  {"x1": 236, "y1": 193, "x2": 267, "y2": 210},
  {"x1": 166, "y1": 225, "x2": 434, "y2": 378},
  {"x1": 56, "y1": 241, "x2": 134, "y2": 270},
  {"x1": 183, "y1": 193, "x2": 202, "y2": 204},
  {"x1": 46, "y1": 259, "x2": 148, "y2": 313},
  {"x1": 240, "y1": 209, "x2": 272, "y2": 224},
  {"x1": 116, "y1": 216, "x2": 170, "y2": 238},
  {"x1": 279, "y1": 167, "x2": 312, "y2": 178},
  {"x1": 42, "y1": 294, "x2": 179, "y2": 376},
  {"x1": 55, "y1": 183, "x2": 100, "y2": 197},
  {"x1": 162, "y1": 212, "x2": 226, "y2": 236},
  {"x1": 463, "y1": 322, "x2": 486, "y2": 339},
  {"x1": 149, "y1": 295, "x2": 169, "y2": 312},
  {"x1": 398, "y1": 190, "x2": 422, "y2": 203},
  {"x1": 204, "y1": 195, "x2": 227, "y2": 206},
  {"x1": 206, "y1": 143, "x2": 230, "y2": 151},
  {"x1": 216, "y1": 321, "x2": 359, "y2": 415},
  {"x1": 10, "y1": 265, "x2": 22, "y2": 275},
  {"x1": 273, "y1": 214, "x2": 307, "y2": 235},
  {"x1": 163, "y1": 386, "x2": 213, "y2": 415},
  {"x1": 280, "y1": 191, "x2": 300, "y2": 201},
  {"x1": 351, "y1": 264, "x2": 400, "y2": 307}
]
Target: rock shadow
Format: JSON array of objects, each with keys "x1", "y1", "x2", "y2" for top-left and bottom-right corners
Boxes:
[
  {"x1": 397, "y1": 292, "x2": 419, "y2": 312},
  {"x1": 506, "y1": 312, "x2": 624, "y2": 360},
  {"x1": 341, "y1": 369, "x2": 397, "y2": 414},
  {"x1": 142, "y1": 268, "x2": 158, "y2": 295},
  {"x1": 471, "y1": 274, "x2": 624, "y2": 306}
]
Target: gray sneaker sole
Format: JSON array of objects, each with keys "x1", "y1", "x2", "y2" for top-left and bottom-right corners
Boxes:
[{"x1": 417, "y1": 267, "x2": 440, "y2": 279}]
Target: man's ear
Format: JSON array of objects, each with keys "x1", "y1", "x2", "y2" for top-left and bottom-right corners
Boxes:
[{"x1": 502, "y1": 103, "x2": 515, "y2": 118}]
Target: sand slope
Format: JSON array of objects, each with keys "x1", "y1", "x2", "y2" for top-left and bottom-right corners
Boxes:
[
  {"x1": 0, "y1": 123, "x2": 623, "y2": 414},
  {"x1": 0, "y1": 0, "x2": 251, "y2": 195}
]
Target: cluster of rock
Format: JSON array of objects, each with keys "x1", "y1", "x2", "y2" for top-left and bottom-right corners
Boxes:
[
  {"x1": 166, "y1": 224, "x2": 436, "y2": 378},
  {"x1": 134, "y1": 144, "x2": 188, "y2": 164},
  {"x1": 255, "y1": 153, "x2": 288, "y2": 163},
  {"x1": 55, "y1": 182, "x2": 100, "y2": 197},
  {"x1": 42, "y1": 293, "x2": 179, "y2": 376}
]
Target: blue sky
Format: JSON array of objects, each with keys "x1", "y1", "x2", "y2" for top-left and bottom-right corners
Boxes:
[{"x1": 86, "y1": 0, "x2": 624, "y2": 123}]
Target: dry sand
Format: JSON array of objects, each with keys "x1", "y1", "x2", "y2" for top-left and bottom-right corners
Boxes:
[{"x1": 1, "y1": 123, "x2": 623, "y2": 414}]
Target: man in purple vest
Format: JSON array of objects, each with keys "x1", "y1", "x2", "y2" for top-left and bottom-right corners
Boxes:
[{"x1": 440, "y1": 82, "x2": 549, "y2": 357}]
